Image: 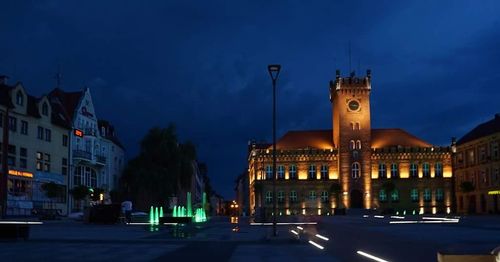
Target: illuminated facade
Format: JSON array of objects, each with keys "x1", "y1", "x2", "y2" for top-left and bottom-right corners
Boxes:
[
  {"x1": 454, "y1": 114, "x2": 500, "y2": 214},
  {"x1": 248, "y1": 71, "x2": 453, "y2": 217}
]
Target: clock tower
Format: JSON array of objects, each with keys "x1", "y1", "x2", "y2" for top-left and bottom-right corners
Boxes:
[{"x1": 330, "y1": 70, "x2": 372, "y2": 208}]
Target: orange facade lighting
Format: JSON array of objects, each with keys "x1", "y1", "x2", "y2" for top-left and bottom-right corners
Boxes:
[
  {"x1": 8, "y1": 170, "x2": 33, "y2": 178},
  {"x1": 74, "y1": 129, "x2": 84, "y2": 137}
]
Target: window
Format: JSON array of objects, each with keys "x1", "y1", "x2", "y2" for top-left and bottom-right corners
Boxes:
[
  {"x1": 308, "y1": 164, "x2": 316, "y2": 180},
  {"x1": 277, "y1": 165, "x2": 285, "y2": 179},
  {"x1": 45, "y1": 129, "x2": 51, "y2": 142},
  {"x1": 423, "y1": 163, "x2": 430, "y2": 178},
  {"x1": 435, "y1": 162, "x2": 443, "y2": 178},
  {"x1": 467, "y1": 150, "x2": 475, "y2": 165},
  {"x1": 289, "y1": 165, "x2": 297, "y2": 180},
  {"x1": 390, "y1": 163, "x2": 399, "y2": 178},
  {"x1": 352, "y1": 162, "x2": 360, "y2": 178},
  {"x1": 480, "y1": 146, "x2": 486, "y2": 161},
  {"x1": 90, "y1": 169, "x2": 97, "y2": 188},
  {"x1": 44, "y1": 153, "x2": 51, "y2": 172},
  {"x1": 436, "y1": 188, "x2": 444, "y2": 202},
  {"x1": 379, "y1": 189, "x2": 387, "y2": 202},
  {"x1": 42, "y1": 102, "x2": 49, "y2": 116},
  {"x1": 9, "y1": 116, "x2": 16, "y2": 132},
  {"x1": 63, "y1": 135, "x2": 68, "y2": 147},
  {"x1": 391, "y1": 189, "x2": 399, "y2": 202},
  {"x1": 277, "y1": 191, "x2": 285, "y2": 203},
  {"x1": 349, "y1": 140, "x2": 355, "y2": 150},
  {"x1": 355, "y1": 122, "x2": 361, "y2": 130},
  {"x1": 424, "y1": 188, "x2": 431, "y2": 202},
  {"x1": 37, "y1": 126, "x2": 44, "y2": 140},
  {"x1": 492, "y1": 142, "x2": 499, "y2": 159},
  {"x1": 320, "y1": 164, "x2": 329, "y2": 179},
  {"x1": 74, "y1": 166, "x2": 83, "y2": 185},
  {"x1": 20, "y1": 147, "x2": 27, "y2": 157},
  {"x1": 16, "y1": 91, "x2": 23, "y2": 106},
  {"x1": 378, "y1": 163, "x2": 386, "y2": 178},
  {"x1": 410, "y1": 188, "x2": 418, "y2": 202},
  {"x1": 410, "y1": 163, "x2": 418, "y2": 178},
  {"x1": 265, "y1": 165, "x2": 272, "y2": 180},
  {"x1": 321, "y1": 191, "x2": 329, "y2": 203},
  {"x1": 356, "y1": 140, "x2": 362, "y2": 150},
  {"x1": 309, "y1": 191, "x2": 316, "y2": 200},
  {"x1": 21, "y1": 121, "x2": 28, "y2": 135},
  {"x1": 20, "y1": 147, "x2": 27, "y2": 169},
  {"x1": 265, "y1": 191, "x2": 273, "y2": 203},
  {"x1": 289, "y1": 191, "x2": 297, "y2": 203},
  {"x1": 36, "y1": 152, "x2": 43, "y2": 171}
]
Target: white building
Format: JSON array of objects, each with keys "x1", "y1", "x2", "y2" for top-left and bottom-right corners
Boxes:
[{"x1": 49, "y1": 87, "x2": 124, "y2": 211}]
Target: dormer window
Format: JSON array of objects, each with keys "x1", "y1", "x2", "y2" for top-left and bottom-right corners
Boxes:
[
  {"x1": 16, "y1": 91, "x2": 23, "y2": 106},
  {"x1": 42, "y1": 102, "x2": 49, "y2": 116}
]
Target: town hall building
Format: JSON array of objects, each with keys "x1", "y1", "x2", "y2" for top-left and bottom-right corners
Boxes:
[{"x1": 248, "y1": 70, "x2": 453, "y2": 217}]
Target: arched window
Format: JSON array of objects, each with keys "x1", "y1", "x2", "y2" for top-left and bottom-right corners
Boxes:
[
  {"x1": 16, "y1": 91, "x2": 23, "y2": 106},
  {"x1": 277, "y1": 165, "x2": 285, "y2": 179},
  {"x1": 379, "y1": 189, "x2": 387, "y2": 202},
  {"x1": 391, "y1": 189, "x2": 399, "y2": 202},
  {"x1": 436, "y1": 188, "x2": 444, "y2": 202},
  {"x1": 349, "y1": 140, "x2": 355, "y2": 150},
  {"x1": 423, "y1": 163, "x2": 430, "y2": 178},
  {"x1": 435, "y1": 162, "x2": 443, "y2": 178},
  {"x1": 423, "y1": 188, "x2": 431, "y2": 202},
  {"x1": 42, "y1": 102, "x2": 49, "y2": 116},
  {"x1": 265, "y1": 191, "x2": 273, "y2": 203},
  {"x1": 308, "y1": 164, "x2": 317, "y2": 180},
  {"x1": 289, "y1": 191, "x2": 297, "y2": 202},
  {"x1": 355, "y1": 122, "x2": 361, "y2": 130},
  {"x1": 352, "y1": 162, "x2": 360, "y2": 178},
  {"x1": 309, "y1": 191, "x2": 316, "y2": 200},
  {"x1": 289, "y1": 165, "x2": 297, "y2": 180},
  {"x1": 320, "y1": 164, "x2": 329, "y2": 179},
  {"x1": 320, "y1": 191, "x2": 329, "y2": 203},
  {"x1": 350, "y1": 122, "x2": 355, "y2": 130},
  {"x1": 410, "y1": 188, "x2": 419, "y2": 202},
  {"x1": 410, "y1": 163, "x2": 418, "y2": 178},
  {"x1": 265, "y1": 165, "x2": 272, "y2": 180},
  {"x1": 391, "y1": 163, "x2": 399, "y2": 178},
  {"x1": 356, "y1": 140, "x2": 362, "y2": 150},
  {"x1": 378, "y1": 163, "x2": 386, "y2": 178},
  {"x1": 277, "y1": 191, "x2": 285, "y2": 203}
]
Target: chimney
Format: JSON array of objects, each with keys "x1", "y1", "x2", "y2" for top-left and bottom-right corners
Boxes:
[{"x1": 0, "y1": 75, "x2": 8, "y2": 85}]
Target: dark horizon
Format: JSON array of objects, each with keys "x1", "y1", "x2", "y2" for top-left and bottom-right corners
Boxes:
[{"x1": 1, "y1": 1, "x2": 499, "y2": 199}]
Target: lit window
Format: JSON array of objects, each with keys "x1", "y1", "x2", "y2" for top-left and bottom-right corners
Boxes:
[
  {"x1": 352, "y1": 162, "x2": 360, "y2": 178},
  {"x1": 424, "y1": 188, "x2": 431, "y2": 202},
  {"x1": 265, "y1": 191, "x2": 273, "y2": 203},
  {"x1": 435, "y1": 162, "x2": 442, "y2": 178},
  {"x1": 320, "y1": 164, "x2": 329, "y2": 179},
  {"x1": 320, "y1": 191, "x2": 329, "y2": 203},
  {"x1": 356, "y1": 140, "x2": 362, "y2": 150},
  {"x1": 378, "y1": 163, "x2": 386, "y2": 178},
  {"x1": 410, "y1": 188, "x2": 418, "y2": 202},
  {"x1": 289, "y1": 165, "x2": 297, "y2": 179},
  {"x1": 277, "y1": 165, "x2": 285, "y2": 179},
  {"x1": 423, "y1": 163, "x2": 430, "y2": 178},
  {"x1": 308, "y1": 164, "x2": 316, "y2": 180},
  {"x1": 391, "y1": 163, "x2": 399, "y2": 178},
  {"x1": 436, "y1": 188, "x2": 444, "y2": 202},
  {"x1": 410, "y1": 163, "x2": 418, "y2": 178},
  {"x1": 289, "y1": 191, "x2": 297, "y2": 203},
  {"x1": 16, "y1": 91, "x2": 23, "y2": 106},
  {"x1": 277, "y1": 191, "x2": 285, "y2": 203},
  {"x1": 379, "y1": 189, "x2": 387, "y2": 202},
  {"x1": 349, "y1": 140, "x2": 355, "y2": 150},
  {"x1": 265, "y1": 165, "x2": 272, "y2": 180},
  {"x1": 355, "y1": 122, "x2": 361, "y2": 130},
  {"x1": 309, "y1": 191, "x2": 316, "y2": 200},
  {"x1": 391, "y1": 189, "x2": 399, "y2": 202}
]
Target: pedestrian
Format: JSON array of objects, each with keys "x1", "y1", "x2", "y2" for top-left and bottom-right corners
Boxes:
[{"x1": 121, "y1": 200, "x2": 133, "y2": 223}]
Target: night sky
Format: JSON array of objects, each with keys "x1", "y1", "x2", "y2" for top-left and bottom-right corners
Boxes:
[{"x1": 1, "y1": 1, "x2": 499, "y2": 198}]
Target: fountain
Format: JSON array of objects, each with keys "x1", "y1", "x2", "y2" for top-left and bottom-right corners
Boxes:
[
  {"x1": 160, "y1": 206, "x2": 164, "y2": 219},
  {"x1": 149, "y1": 206, "x2": 154, "y2": 224},
  {"x1": 187, "y1": 192, "x2": 192, "y2": 217},
  {"x1": 155, "y1": 207, "x2": 159, "y2": 224}
]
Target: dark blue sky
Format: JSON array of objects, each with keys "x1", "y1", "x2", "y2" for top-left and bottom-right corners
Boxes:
[{"x1": 1, "y1": 1, "x2": 499, "y2": 198}]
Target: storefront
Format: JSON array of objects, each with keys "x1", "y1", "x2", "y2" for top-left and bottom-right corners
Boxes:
[{"x1": 7, "y1": 170, "x2": 33, "y2": 216}]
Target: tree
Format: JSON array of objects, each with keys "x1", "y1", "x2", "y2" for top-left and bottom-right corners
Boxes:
[
  {"x1": 70, "y1": 185, "x2": 89, "y2": 211},
  {"x1": 41, "y1": 182, "x2": 64, "y2": 210}
]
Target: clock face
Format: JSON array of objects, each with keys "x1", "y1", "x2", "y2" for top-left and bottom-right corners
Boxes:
[{"x1": 348, "y1": 100, "x2": 360, "y2": 111}]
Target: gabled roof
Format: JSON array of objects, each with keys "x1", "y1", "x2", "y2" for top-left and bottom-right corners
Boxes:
[
  {"x1": 371, "y1": 128, "x2": 432, "y2": 148},
  {"x1": 272, "y1": 130, "x2": 333, "y2": 150},
  {"x1": 48, "y1": 88, "x2": 83, "y2": 121},
  {"x1": 98, "y1": 119, "x2": 125, "y2": 150},
  {"x1": 267, "y1": 128, "x2": 433, "y2": 150},
  {"x1": 457, "y1": 114, "x2": 500, "y2": 145}
]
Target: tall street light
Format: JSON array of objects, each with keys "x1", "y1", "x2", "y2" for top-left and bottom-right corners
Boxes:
[{"x1": 268, "y1": 64, "x2": 281, "y2": 237}]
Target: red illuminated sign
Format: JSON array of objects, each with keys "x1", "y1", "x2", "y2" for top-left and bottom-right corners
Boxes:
[{"x1": 74, "y1": 129, "x2": 84, "y2": 137}]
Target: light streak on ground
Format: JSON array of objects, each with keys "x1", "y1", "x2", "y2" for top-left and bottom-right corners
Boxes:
[
  {"x1": 0, "y1": 221, "x2": 43, "y2": 225},
  {"x1": 308, "y1": 240, "x2": 325, "y2": 250},
  {"x1": 290, "y1": 230, "x2": 299, "y2": 235},
  {"x1": 374, "y1": 215, "x2": 384, "y2": 219},
  {"x1": 250, "y1": 222, "x2": 317, "y2": 226},
  {"x1": 389, "y1": 220, "x2": 459, "y2": 224},
  {"x1": 315, "y1": 234, "x2": 329, "y2": 241},
  {"x1": 297, "y1": 226, "x2": 304, "y2": 230},
  {"x1": 356, "y1": 250, "x2": 390, "y2": 262},
  {"x1": 390, "y1": 216, "x2": 405, "y2": 219}
]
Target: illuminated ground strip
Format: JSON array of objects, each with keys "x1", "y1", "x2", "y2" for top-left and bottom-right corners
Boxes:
[
  {"x1": 363, "y1": 215, "x2": 369, "y2": 218},
  {"x1": 297, "y1": 226, "x2": 304, "y2": 230},
  {"x1": 374, "y1": 215, "x2": 384, "y2": 219},
  {"x1": 422, "y1": 217, "x2": 460, "y2": 221},
  {"x1": 249, "y1": 222, "x2": 317, "y2": 226},
  {"x1": 315, "y1": 234, "x2": 329, "y2": 241},
  {"x1": 126, "y1": 222, "x2": 179, "y2": 225},
  {"x1": 0, "y1": 221, "x2": 43, "y2": 225},
  {"x1": 356, "y1": 251, "x2": 390, "y2": 262},
  {"x1": 390, "y1": 216, "x2": 405, "y2": 219},
  {"x1": 308, "y1": 240, "x2": 325, "y2": 250},
  {"x1": 389, "y1": 220, "x2": 459, "y2": 224},
  {"x1": 290, "y1": 229, "x2": 299, "y2": 235}
]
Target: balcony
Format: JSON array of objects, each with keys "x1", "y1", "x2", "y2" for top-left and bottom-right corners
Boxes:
[
  {"x1": 84, "y1": 128, "x2": 97, "y2": 136},
  {"x1": 96, "y1": 155, "x2": 106, "y2": 165},
  {"x1": 73, "y1": 150, "x2": 91, "y2": 161}
]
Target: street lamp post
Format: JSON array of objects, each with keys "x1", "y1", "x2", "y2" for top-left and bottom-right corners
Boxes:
[{"x1": 268, "y1": 64, "x2": 281, "y2": 237}]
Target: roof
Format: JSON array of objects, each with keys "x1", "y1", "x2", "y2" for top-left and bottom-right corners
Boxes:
[
  {"x1": 267, "y1": 128, "x2": 433, "y2": 150},
  {"x1": 0, "y1": 83, "x2": 14, "y2": 108},
  {"x1": 48, "y1": 88, "x2": 83, "y2": 121},
  {"x1": 457, "y1": 114, "x2": 500, "y2": 145},
  {"x1": 272, "y1": 130, "x2": 333, "y2": 150},
  {"x1": 371, "y1": 128, "x2": 432, "y2": 148},
  {"x1": 98, "y1": 119, "x2": 125, "y2": 150}
]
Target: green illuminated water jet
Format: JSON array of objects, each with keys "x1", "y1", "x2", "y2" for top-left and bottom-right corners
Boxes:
[
  {"x1": 173, "y1": 205, "x2": 177, "y2": 217},
  {"x1": 155, "y1": 207, "x2": 159, "y2": 224},
  {"x1": 160, "y1": 206, "x2": 164, "y2": 218},
  {"x1": 187, "y1": 192, "x2": 192, "y2": 217},
  {"x1": 149, "y1": 206, "x2": 154, "y2": 224}
]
